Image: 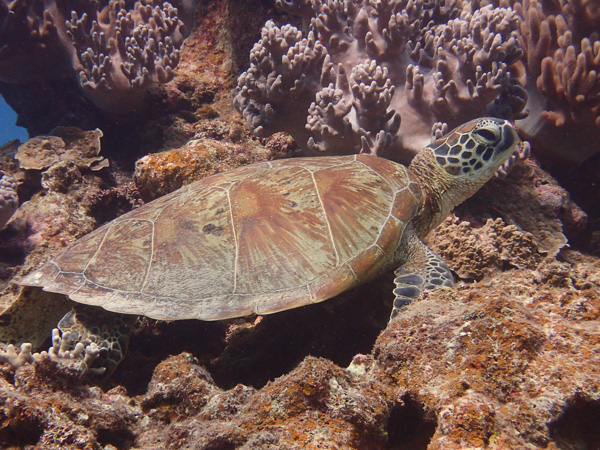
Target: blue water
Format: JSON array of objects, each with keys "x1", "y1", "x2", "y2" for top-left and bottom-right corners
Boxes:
[{"x1": 0, "y1": 96, "x2": 28, "y2": 145}]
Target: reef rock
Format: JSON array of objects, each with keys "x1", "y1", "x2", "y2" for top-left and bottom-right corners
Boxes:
[
  {"x1": 0, "y1": 252, "x2": 598, "y2": 448},
  {"x1": 134, "y1": 137, "x2": 282, "y2": 201},
  {"x1": 15, "y1": 127, "x2": 107, "y2": 173}
]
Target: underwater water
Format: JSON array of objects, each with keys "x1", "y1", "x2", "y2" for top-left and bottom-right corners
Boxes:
[{"x1": 0, "y1": 97, "x2": 27, "y2": 144}]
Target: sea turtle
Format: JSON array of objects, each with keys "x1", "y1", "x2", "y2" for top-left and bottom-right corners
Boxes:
[{"x1": 0, "y1": 117, "x2": 526, "y2": 374}]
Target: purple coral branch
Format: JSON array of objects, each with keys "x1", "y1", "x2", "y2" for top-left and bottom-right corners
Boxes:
[
  {"x1": 65, "y1": 0, "x2": 184, "y2": 113},
  {"x1": 236, "y1": 0, "x2": 525, "y2": 163}
]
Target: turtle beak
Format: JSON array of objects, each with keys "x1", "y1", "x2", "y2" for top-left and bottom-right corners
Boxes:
[
  {"x1": 495, "y1": 119, "x2": 519, "y2": 156},
  {"x1": 495, "y1": 137, "x2": 530, "y2": 179}
]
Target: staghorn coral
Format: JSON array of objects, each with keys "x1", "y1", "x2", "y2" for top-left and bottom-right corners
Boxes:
[
  {"x1": 487, "y1": 0, "x2": 600, "y2": 164},
  {"x1": 66, "y1": 0, "x2": 184, "y2": 113},
  {"x1": 0, "y1": 0, "x2": 186, "y2": 113},
  {"x1": 235, "y1": 0, "x2": 526, "y2": 163},
  {"x1": 0, "y1": 170, "x2": 17, "y2": 230}
]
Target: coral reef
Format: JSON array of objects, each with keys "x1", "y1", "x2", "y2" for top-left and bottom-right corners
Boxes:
[
  {"x1": 15, "y1": 127, "x2": 106, "y2": 172},
  {"x1": 426, "y1": 157, "x2": 588, "y2": 280},
  {"x1": 0, "y1": 328, "x2": 102, "y2": 374},
  {"x1": 235, "y1": 0, "x2": 526, "y2": 163},
  {"x1": 428, "y1": 215, "x2": 543, "y2": 280},
  {"x1": 0, "y1": 170, "x2": 17, "y2": 230},
  {"x1": 0, "y1": 0, "x2": 187, "y2": 113},
  {"x1": 0, "y1": 1, "x2": 599, "y2": 447},
  {"x1": 0, "y1": 0, "x2": 74, "y2": 84},
  {"x1": 0, "y1": 127, "x2": 139, "y2": 300},
  {"x1": 234, "y1": 0, "x2": 600, "y2": 166}
]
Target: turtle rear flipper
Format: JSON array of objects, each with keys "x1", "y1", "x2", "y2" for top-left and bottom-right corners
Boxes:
[
  {"x1": 391, "y1": 240, "x2": 454, "y2": 320},
  {"x1": 57, "y1": 305, "x2": 135, "y2": 376},
  {"x1": 0, "y1": 287, "x2": 72, "y2": 348}
]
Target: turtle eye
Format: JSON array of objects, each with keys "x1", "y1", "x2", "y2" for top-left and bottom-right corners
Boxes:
[{"x1": 473, "y1": 126, "x2": 500, "y2": 144}]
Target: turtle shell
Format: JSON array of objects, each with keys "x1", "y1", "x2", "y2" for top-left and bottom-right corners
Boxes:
[{"x1": 21, "y1": 155, "x2": 421, "y2": 320}]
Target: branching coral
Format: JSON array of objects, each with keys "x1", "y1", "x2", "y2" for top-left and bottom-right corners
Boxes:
[
  {"x1": 0, "y1": 170, "x2": 18, "y2": 230},
  {"x1": 0, "y1": 328, "x2": 104, "y2": 375},
  {"x1": 0, "y1": 0, "x2": 187, "y2": 113},
  {"x1": 66, "y1": 0, "x2": 184, "y2": 113},
  {"x1": 235, "y1": 0, "x2": 526, "y2": 162},
  {"x1": 487, "y1": 0, "x2": 600, "y2": 163},
  {"x1": 0, "y1": 0, "x2": 73, "y2": 83}
]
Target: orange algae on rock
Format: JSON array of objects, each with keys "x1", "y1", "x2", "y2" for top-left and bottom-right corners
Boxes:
[{"x1": 134, "y1": 138, "x2": 277, "y2": 201}]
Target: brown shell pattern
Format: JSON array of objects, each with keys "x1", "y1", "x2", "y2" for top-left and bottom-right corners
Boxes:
[{"x1": 22, "y1": 155, "x2": 421, "y2": 320}]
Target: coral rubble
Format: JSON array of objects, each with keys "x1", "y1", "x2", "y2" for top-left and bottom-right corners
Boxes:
[{"x1": 235, "y1": 0, "x2": 526, "y2": 163}]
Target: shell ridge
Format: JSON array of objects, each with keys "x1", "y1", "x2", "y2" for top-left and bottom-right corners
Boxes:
[
  {"x1": 308, "y1": 167, "x2": 340, "y2": 266},
  {"x1": 48, "y1": 261, "x2": 63, "y2": 283},
  {"x1": 312, "y1": 158, "x2": 357, "y2": 173},
  {"x1": 343, "y1": 263, "x2": 360, "y2": 283},
  {"x1": 152, "y1": 187, "x2": 198, "y2": 223},
  {"x1": 377, "y1": 191, "x2": 399, "y2": 239},
  {"x1": 82, "y1": 222, "x2": 116, "y2": 280},
  {"x1": 353, "y1": 159, "x2": 396, "y2": 193},
  {"x1": 64, "y1": 272, "x2": 87, "y2": 296},
  {"x1": 225, "y1": 183, "x2": 239, "y2": 294},
  {"x1": 353, "y1": 160, "x2": 402, "y2": 251},
  {"x1": 139, "y1": 219, "x2": 156, "y2": 295},
  {"x1": 307, "y1": 284, "x2": 316, "y2": 303}
]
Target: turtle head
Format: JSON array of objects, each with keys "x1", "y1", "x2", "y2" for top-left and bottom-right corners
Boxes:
[
  {"x1": 409, "y1": 117, "x2": 526, "y2": 235},
  {"x1": 427, "y1": 117, "x2": 521, "y2": 181}
]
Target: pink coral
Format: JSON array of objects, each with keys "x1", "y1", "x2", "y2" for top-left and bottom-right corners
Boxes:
[
  {"x1": 66, "y1": 0, "x2": 184, "y2": 113},
  {"x1": 235, "y1": 0, "x2": 526, "y2": 163},
  {"x1": 491, "y1": 0, "x2": 600, "y2": 164}
]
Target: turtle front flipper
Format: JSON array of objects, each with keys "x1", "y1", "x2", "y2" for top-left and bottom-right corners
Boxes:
[
  {"x1": 391, "y1": 240, "x2": 454, "y2": 320},
  {"x1": 57, "y1": 304, "x2": 135, "y2": 376}
]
